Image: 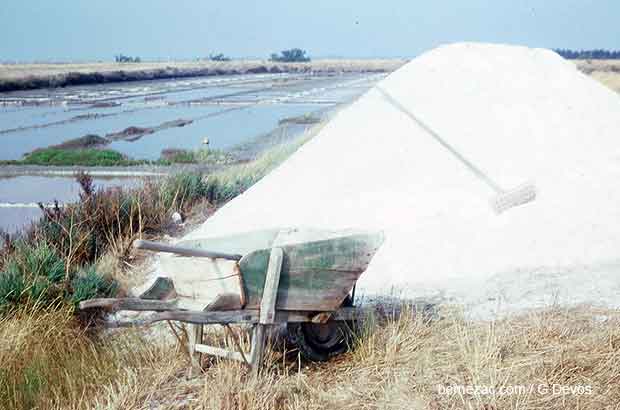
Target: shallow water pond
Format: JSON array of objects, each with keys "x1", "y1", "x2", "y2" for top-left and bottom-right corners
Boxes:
[
  {"x1": 0, "y1": 175, "x2": 143, "y2": 233},
  {"x1": 0, "y1": 73, "x2": 381, "y2": 161}
]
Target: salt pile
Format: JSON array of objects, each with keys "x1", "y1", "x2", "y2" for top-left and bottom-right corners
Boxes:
[{"x1": 182, "y1": 43, "x2": 620, "y2": 317}]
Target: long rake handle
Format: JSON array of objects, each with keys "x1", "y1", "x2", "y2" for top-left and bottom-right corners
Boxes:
[
  {"x1": 376, "y1": 86, "x2": 503, "y2": 194},
  {"x1": 133, "y1": 239, "x2": 242, "y2": 261}
]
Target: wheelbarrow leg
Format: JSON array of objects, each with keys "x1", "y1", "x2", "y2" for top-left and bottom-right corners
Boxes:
[
  {"x1": 188, "y1": 324, "x2": 204, "y2": 376},
  {"x1": 249, "y1": 247, "x2": 283, "y2": 375},
  {"x1": 249, "y1": 324, "x2": 266, "y2": 374}
]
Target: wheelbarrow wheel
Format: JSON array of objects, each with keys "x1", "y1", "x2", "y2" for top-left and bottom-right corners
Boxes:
[{"x1": 287, "y1": 296, "x2": 358, "y2": 362}]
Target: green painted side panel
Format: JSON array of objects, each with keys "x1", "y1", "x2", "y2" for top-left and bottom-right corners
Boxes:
[
  {"x1": 239, "y1": 232, "x2": 384, "y2": 311},
  {"x1": 240, "y1": 250, "x2": 271, "y2": 303}
]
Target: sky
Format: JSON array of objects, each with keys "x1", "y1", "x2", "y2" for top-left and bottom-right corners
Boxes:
[{"x1": 1, "y1": 0, "x2": 619, "y2": 62}]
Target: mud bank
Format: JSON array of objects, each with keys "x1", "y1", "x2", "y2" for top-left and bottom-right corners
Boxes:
[
  {"x1": 0, "y1": 59, "x2": 405, "y2": 93},
  {"x1": 0, "y1": 164, "x2": 174, "y2": 177}
]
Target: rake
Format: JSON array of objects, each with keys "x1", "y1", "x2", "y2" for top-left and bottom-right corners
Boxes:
[{"x1": 377, "y1": 86, "x2": 536, "y2": 214}]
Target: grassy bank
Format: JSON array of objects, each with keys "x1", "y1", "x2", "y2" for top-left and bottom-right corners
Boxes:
[
  {"x1": 159, "y1": 147, "x2": 233, "y2": 166},
  {"x1": 0, "y1": 146, "x2": 233, "y2": 167},
  {"x1": 0, "y1": 134, "x2": 145, "y2": 166},
  {"x1": 19, "y1": 148, "x2": 143, "y2": 166},
  {"x1": 0, "y1": 59, "x2": 406, "y2": 92}
]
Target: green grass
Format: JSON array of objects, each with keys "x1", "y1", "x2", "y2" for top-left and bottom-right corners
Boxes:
[
  {"x1": 0, "y1": 168, "x2": 216, "y2": 311},
  {"x1": 0, "y1": 241, "x2": 116, "y2": 312},
  {"x1": 154, "y1": 131, "x2": 316, "y2": 205},
  {"x1": 157, "y1": 147, "x2": 234, "y2": 165},
  {"x1": 70, "y1": 265, "x2": 118, "y2": 306},
  {"x1": 195, "y1": 148, "x2": 234, "y2": 165},
  {"x1": 161, "y1": 149, "x2": 197, "y2": 164},
  {"x1": 0, "y1": 143, "x2": 235, "y2": 167},
  {"x1": 19, "y1": 148, "x2": 143, "y2": 166},
  {"x1": 0, "y1": 146, "x2": 235, "y2": 167},
  {"x1": 203, "y1": 132, "x2": 312, "y2": 202}
]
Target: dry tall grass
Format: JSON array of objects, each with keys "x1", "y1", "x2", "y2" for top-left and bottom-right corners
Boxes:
[
  {"x1": 0, "y1": 303, "x2": 180, "y2": 410},
  {"x1": 588, "y1": 71, "x2": 620, "y2": 93},
  {"x1": 4, "y1": 304, "x2": 616, "y2": 410},
  {"x1": 0, "y1": 60, "x2": 405, "y2": 81},
  {"x1": 576, "y1": 59, "x2": 620, "y2": 92}
]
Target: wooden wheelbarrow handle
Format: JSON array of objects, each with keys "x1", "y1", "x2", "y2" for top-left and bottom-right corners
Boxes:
[{"x1": 134, "y1": 239, "x2": 242, "y2": 261}]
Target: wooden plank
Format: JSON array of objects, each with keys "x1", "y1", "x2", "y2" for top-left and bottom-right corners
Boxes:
[
  {"x1": 259, "y1": 248, "x2": 283, "y2": 324},
  {"x1": 139, "y1": 277, "x2": 176, "y2": 300},
  {"x1": 159, "y1": 256, "x2": 243, "y2": 311},
  {"x1": 205, "y1": 293, "x2": 244, "y2": 311},
  {"x1": 80, "y1": 300, "x2": 382, "y2": 325},
  {"x1": 79, "y1": 297, "x2": 182, "y2": 312},
  {"x1": 134, "y1": 239, "x2": 242, "y2": 261},
  {"x1": 311, "y1": 312, "x2": 332, "y2": 324},
  {"x1": 251, "y1": 247, "x2": 284, "y2": 374},
  {"x1": 107, "y1": 309, "x2": 260, "y2": 327},
  {"x1": 105, "y1": 307, "x2": 378, "y2": 327},
  {"x1": 240, "y1": 232, "x2": 384, "y2": 311},
  {"x1": 249, "y1": 324, "x2": 266, "y2": 375},
  {"x1": 169, "y1": 229, "x2": 281, "y2": 311},
  {"x1": 194, "y1": 344, "x2": 247, "y2": 363},
  {"x1": 189, "y1": 324, "x2": 204, "y2": 376}
]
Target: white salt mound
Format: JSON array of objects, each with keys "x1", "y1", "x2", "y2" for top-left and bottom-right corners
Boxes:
[{"x1": 184, "y1": 43, "x2": 620, "y2": 317}]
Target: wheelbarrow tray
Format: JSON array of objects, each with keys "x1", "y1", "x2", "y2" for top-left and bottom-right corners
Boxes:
[{"x1": 153, "y1": 228, "x2": 384, "y2": 312}]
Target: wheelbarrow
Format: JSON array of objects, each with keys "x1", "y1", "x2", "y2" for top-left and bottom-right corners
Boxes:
[{"x1": 79, "y1": 227, "x2": 384, "y2": 374}]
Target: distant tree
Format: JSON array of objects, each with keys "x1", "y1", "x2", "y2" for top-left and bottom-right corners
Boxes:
[
  {"x1": 554, "y1": 48, "x2": 620, "y2": 60},
  {"x1": 115, "y1": 54, "x2": 141, "y2": 63},
  {"x1": 209, "y1": 53, "x2": 231, "y2": 62},
  {"x1": 269, "y1": 48, "x2": 310, "y2": 62}
]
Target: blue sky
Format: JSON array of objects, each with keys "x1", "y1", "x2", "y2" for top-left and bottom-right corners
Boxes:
[{"x1": 1, "y1": 0, "x2": 619, "y2": 62}]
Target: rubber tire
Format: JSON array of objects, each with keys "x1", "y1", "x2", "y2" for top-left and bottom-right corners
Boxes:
[{"x1": 287, "y1": 296, "x2": 357, "y2": 362}]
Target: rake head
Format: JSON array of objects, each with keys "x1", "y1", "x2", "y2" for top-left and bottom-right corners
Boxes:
[{"x1": 490, "y1": 182, "x2": 537, "y2": 214}]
